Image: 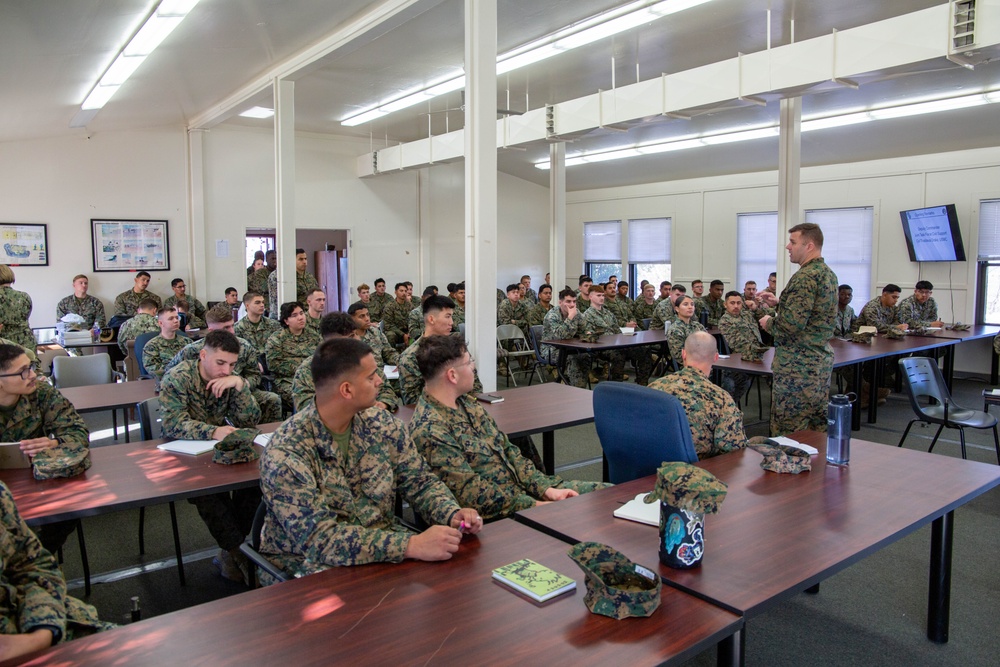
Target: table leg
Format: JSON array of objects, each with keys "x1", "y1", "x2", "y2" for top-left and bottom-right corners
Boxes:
[
  {"x1": 991, "y1": 346, "x2": 999, "y2": 386},
  {"x1": 542, "y1": 431, "x2": 555, "y2": 476},
  {"x1": 716, "y1": 628, "x2": 745, "y2": 667},
  {"x1": 851, "y1": 363, "x2": 862, "y2": 431},
  {"x1": 943, "y1": 345, "x2": 955, "y2": 391},
  {"x1": 927, "y1": 511, "x2": 953, "y2": 644},
  {"x1": 867, "y1": 359, "x2": 880, "y2": 424},
  {"x1": 123, "y1": 408, "x2": 130, "y2": 443}
]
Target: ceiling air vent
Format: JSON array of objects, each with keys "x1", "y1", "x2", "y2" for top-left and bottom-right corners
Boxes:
[{"x1": 947, "y1": 0, "x2": 986, "y2": 68}]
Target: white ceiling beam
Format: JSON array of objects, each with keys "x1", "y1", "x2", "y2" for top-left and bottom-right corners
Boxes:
[{"x1": 359, "y1": 2, "x2": 1000, "y2": 176}]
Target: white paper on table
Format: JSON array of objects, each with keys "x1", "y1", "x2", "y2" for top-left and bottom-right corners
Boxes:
[
  {"x1": 767, "y1": 436, "x2": 819, "y2": 456},
  {"x1": 613, "y1": 492, "x2": 659, "y2": 526},
  {"x1": 384, "y1": 365, "x2": 399, "y2": 380},
  {"x1": 254, "y1": 433, "x2": 272, "y2": 447},
  {"x1": 157, "y1": 440, "x2": 217, "y2": 456}
]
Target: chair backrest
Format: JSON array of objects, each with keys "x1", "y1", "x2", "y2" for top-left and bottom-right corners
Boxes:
[
  {"x1": 529, "y1": 325, "x2": 547, "y2": 362},
  {"x1": 593, "y1": 382, "x2": 698, "y2": 484},
  {"x1": 899, "y1": 357, "x2": 951, "y2": 416},
  {"x1": 37, "y1": 347, "x2": 70, "y2": 376},
  {"x1": 641, "y1": 318, "x2": 652, "y2": 330},
  {"x1": 250, "y1": 500, "x2": 267, "y2": 550},
  {"x1": 457, "y1": 322, "x2": 466, "y2": 338},
  {"x1": 133, "y1": 331, "x2": 160, "y2": 377},
  {"x1": 496, "y1": 324, "x2": 527, "y2": 343},
  {"x1": 136, "y1": 397, "x2": 162, "y2": 440},
  {"x1": 52, "y1": 353, "x2": 113, "y2": 388}
]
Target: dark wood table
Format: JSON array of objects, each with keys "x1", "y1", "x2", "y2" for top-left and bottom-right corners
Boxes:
[
  {"x1": 58, "y1": 381, "x2": 158, "y2": 443},
  {"x1": 515, "y1": 431, "x2": 1000, "y2": 655},
  {"x1": 4, "y1": 519, "x2": 743, "y2": 667},
  {"x1": 397, "y1": 382, "x2": 595, "y2": 475},
  {"x1": 908, "y1": 324, "x2": 1000, "y2": 385},
  {"x1": 544, "y1": 329, "x2": 669, "y2": 379}
]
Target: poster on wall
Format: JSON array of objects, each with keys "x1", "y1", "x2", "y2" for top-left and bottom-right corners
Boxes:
[
  {"x1": 91, "y1": 219, "x2": 169, "y2": 272},
  {"x1": 0, "y1": 223, "x2": 48, "y2": 266}
]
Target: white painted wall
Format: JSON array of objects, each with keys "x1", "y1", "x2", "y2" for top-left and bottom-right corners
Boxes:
[{"x1": 0, "y1": 128, "x2": 190, "y2": 329}]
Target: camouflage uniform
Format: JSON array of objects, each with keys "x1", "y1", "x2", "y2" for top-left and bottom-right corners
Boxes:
[
  {"x1": 55, "y1": 295, "x2": 106, "y2": 329},
  {"x1": 898, "y1": 295, "x2": 939, "y2": 328},
  {"x1": 452, "y1": 305, "x2": 465, "y2": 327},
  {"x1": 247, "y1": 267, "x2": 270, "y2": 303},
  {"x1": 496, "y1": 298, "x2": 529, "y2": 334},
  {"x1": 164, "y1": 336, "x2": 282, "y2": 423},
  {"x1": 522, "y1": 287, "x2": 538, "y2": 305},
  {"x1": 0, "y1": 481, "x2": 113, "y2": 644},
  {"x1": 164, "y1": 295, "x2": 207, "y2": 329},
  {"x1": 650, "y1": 298, "x2": 677, "y2": 331},
  {"x1": 233, "y1": 315, "x2": 281, "y2": 355},
  {"x1": 116, "y1": 313, "x2": 159, "y2": 355},
  {"x1": 541, "y1": 307, "x2": 588, "y2": 387},
  {"x1": 160, "y1": 359, "x2": 262, "y2": 552},
  {"x1": 1, "y1": 337, "x2": 39, "y2": 371},
  {"x1": 258, "y1": 404, "x2": 461, "y2": 578},
  {"x1": 408, "y1": 392, "x2": 608, "y2": 520},
  {"x1": 666, "y1": 319, "x2": 706, "y2": 363},
  {"x1": 0, "y1": 287, "x2": 34, "y2": 351},
  {"x1": 113, "y1": 289, "x2": 161, "y2": 316},
  {"x1": 496, "y1": 289, "x2": 505, "y2": 306},
  {"x1": 141, "y1": 334, "x2": 188, "y2": 381},
  {"x1": 631, "y1": 300, "x2": 659, "y2": 329},
  {"x1": 718, "y1": 310, "x2": 768, "y2": 402},
  {"x1": 1, "y1": 381, "x2": 90, "y2": 554},
  {"x1": 833, "y1": 305, "x2": 857, "y2": 337},
  {"x1": 381, "y1": 300, "x2": 411, "y2": 347},
  {"x1": 305, "y1": 313, "x2": 322, "y2": 342},
  {"x1": 266, "y1": 270, "x2": 320, "y2": 319},
  {"x1": 407, "y1": 306, "x2": 424, "y2": 340},
  {"x1": 603, "y1": 298, "x2": 632, "y2": 328},
  {"x1": 398, "y1": 335, "x2": 483, "y2": 405},
  {"x1": 699, "y1": 296, "x2": 726, "y2": 326},
  {"x1": 762, "y1": 257, "x2": 838, "y2": 435},
  {"x1": 580, "y1": 306, "x2": 631, "y2": 382},
  {"x1": 363, "y1": 325, "x2": 399, "y2": 366},
  {"x1": 368, "y1": 292, "x2": 393, "y2": 323},
  {"x1": 292, "y1": 353, "x2": 398, "y2": 413},
  {"x1": 526, "y1": 302, "x2": 553, "y2": 328},
  {"x1": 649, "y1": 366, "x2": 749, "y2": 459},
  {"x1": 856, "y1": 296, "x2": 903, "y2": 334},
  {"x1": 265, "y1": 329, "x2": 318, "y2": 411},
  {"x1": 576, "y1": 292, "x2": 591, "y2": 313}
]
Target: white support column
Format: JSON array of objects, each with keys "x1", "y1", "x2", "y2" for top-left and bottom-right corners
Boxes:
[
  {"x1": 464, "y1": 0, "x2": 498, "y2": 390},
  {"x1": 776, "y1": 97, "x2": 801, "y2": 289},
  {"x1": 187, "y1": 129, "x2": 206, "y2": 299},
  {"x1": 549, "y1": 142, "x2": 566, "y2": 293},
  {"x1": 274, "y1": 79, "x2": 296, "y2": 307}
]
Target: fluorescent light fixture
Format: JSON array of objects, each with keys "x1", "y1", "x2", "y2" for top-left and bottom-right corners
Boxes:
[
  {"x1": 534, "y1": 88, "x2": 1000, "y2": 169},
  {"x1": 79, "y1": 0, "x2": 200, "y2": 112},
  {"x1": 239, "y1": 107, "x2": 275, "y2": 119},
  {"x1": 341, "y1": 0, "x2": 713, "y2": 126}
]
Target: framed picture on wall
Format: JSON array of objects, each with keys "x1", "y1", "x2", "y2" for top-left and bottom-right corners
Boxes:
[
  {"x1": 91, "y1": 219, "x2": 170, "y2": 272},
  {"x1": 0, "y1": 223, "x2": 49, "y2": 266}
]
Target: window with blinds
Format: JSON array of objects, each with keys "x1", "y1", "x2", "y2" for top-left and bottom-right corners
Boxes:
[
  {"x1": 975, "y1": 199, "x2": 1000, "y2": 324},
  {"x1": 583, "y1": 220, "x2": 622, "y2": 287},
  {"x1": 805, "y1": 207, "x2": 873, "y2": 314},
  {"x1": 628, "y1": 218, "x2": 672, "y2": 298},
  {"x1": 736, "y1": 212, "x2": 778, "y2": 293}
]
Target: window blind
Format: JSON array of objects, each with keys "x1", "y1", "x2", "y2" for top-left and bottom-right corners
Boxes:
[
  {"x1": 583, "y1": 220, "x2": 621, "y2": 261},
  {"x1": 628, "y1": 218, "x2": 671, "y2": 263},
  {"x1": 805, "y1": 207, "x2": 873, "y2": 313},
  {"x1": 736, "y1": 212, "x2": 778, "y2": 290},
  {"x1": 977, "y1": 200, "x2": 1000, "y2": 260}
]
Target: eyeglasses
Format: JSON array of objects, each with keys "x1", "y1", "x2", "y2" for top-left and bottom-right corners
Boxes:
[
  {"x1": 0, "y1": 366, "x2": 35, "y2": 380},
  {"x1": 453, "y1": 355, "x2": 476, "y2": 369}
]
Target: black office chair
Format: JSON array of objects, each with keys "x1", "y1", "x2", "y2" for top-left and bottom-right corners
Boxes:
[
  {"x1": 897, "y1": 357, "x2": 1000, "y2": 463},
  {"x1": 136, "y1": 397, "x2": 186, "y2": 585},
  {"x1": 240, "y1": 501, "x2": 290, "y2": 589},
  {"x1": 527, "y1": 325, "x2": 562, "y2": 385},
  {"x1": 594, "y1": 382, "x2": 698, "y2": 483},
  {"x1": 133, "y1": 331, "x2": 159, "y2": 380}
]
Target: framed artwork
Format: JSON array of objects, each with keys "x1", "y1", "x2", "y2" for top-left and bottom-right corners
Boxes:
[
  {"x1": 0, "y1": 223, "x2": 48, "y2": 266},
  {"x1": 91, "y1": 219, "x2": 169, "y2": 272}
]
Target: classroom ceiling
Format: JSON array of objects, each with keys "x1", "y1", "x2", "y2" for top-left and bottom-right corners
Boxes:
[{"x1": 3, "y1": 0, "x2": 999, "y2": 190}]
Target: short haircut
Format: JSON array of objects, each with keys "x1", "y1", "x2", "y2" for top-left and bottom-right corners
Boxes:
[
  {"x1": 789, "y1": 222, "x2": 824, "y2": 247},
  {"x1": 579, "y1": 275, "x2": 592, "y2": 286},
  {"x1": 838, "y1": 284, "x2": 853, "y2": 292},
  {"x1": 279, "y1": 301, "x2": 303, "y2": 327},
  {"x1": 422, "y1": 285, "x2": 438, "y2": 297},
  {"x1": 347, "y1": 302, "x2": 369, "y2": 316},
  {"x1": 312, "y1": 338, "x2": 372, "y2": 392},
  {"x1": 594, "y1": 282, "x2": 607, "y2": 291},
  {"x1": 724, "y1": 291, "x2": 742, "y2": 300},
  {"x1": 538, "y1": 283, "x2": 552, "y2": 294},
  {"x1": 744, "y1": 280, "x2": 756, "y2": 287},
  {"x1": 660, "y1": 281, "x2": 671, "y2": 289},
  {"x1": 136, "y1": 271, "x2": 151, "y2": 279},
  {"x1": 692, "y1": 279, "x2": 703, "y2": 286},
  {"x1": 295, "y1": 248, "x2": 306, "y2": 256},
  {"x1": 174, "y1": 299, "x2": 189, "y2": 310},
  {"x1": 138, "y1": 298, "x2": 159, "y2": 311},
  {"x1": 422, "y1": 294, "x2": 455, "y2": 316},
  {"x1": 306, "y1": 288, "x2": 325, "y2": 299},
  {"x1": 558, "y1": 288, "x2": 576, "y2": 300},
  {"x1": 374, "y1": 278, "x2": 385, "y2": 286},
  {"x1": 915, "y1": 280, "x2": 934, "y2": 291},
  {"x1": 404, "y1": 281, "x2": 413, "y2": 288},
  {"x1": 205, "y1": 304, "x2": 234, "y2": 325},
  {"x1": 171, "y1": 278, "x2": 184, "y2": 288},
  {"x1": 73, "y1": 274, "x2": 88, "y2": 282},
  {"x1": 673, "y1": 284, "x2": 687, "y2": 294},
  {"x1": 320, "y1": 312, "x2": 357, "y2": 338},
  {"x1": 506, "y1": 283, "x2": 520, "y2": 294},
  {"x1": 684, "y1": 331, "x2": 718, "y2": 362},
  {"x1": 456, "y1": 282, "x2": 465, "y2": 290},
  {"x1": 446, "y1": 283, "x2": 457, "y2": 293},
  {"x1": 243, "y1": 291, "x2": 263, "y2": 304},
  {"x1": 394, "y1": 282, "x2": 407, "y2": 291},
  {"x1": 618, "y1": 280, "x2": 628, "y2": 288},
  {"x1": 0, "y1": 265, "x2": 14, "y2": 285},
  {"x1": 203, "y1": 330, "x2": 240, "y2": 355},
  {"x1": 710, "y1": 279, "x2": 724, "y2": 288},
  {"x1": 521, "y1": 274, "x2": 530, "y2": 281},
  {"x1": 769, "y1": 272, "x2": 777, "y2": 279},
  {"x1": 357, "y1": 283, "x2": 370, "y2": 293},
  {"x1": 882, "y1": 283, "x2": 902, "y2": 294},
  {"x1": 156, "y1": 306, "x2": 177, "y2": 318},
  {"x1": 225, "y1": 287, "x2": 238, "y2": 295},
  {"x1": 253, "y1": 250, "x2": 265, "y2": 260},
  {"x1": 0, "y1": 343, "x2": 26, "y2": 370},
  {"x1": 416, "y1": 335, "x2": 467, "y2": 379}
]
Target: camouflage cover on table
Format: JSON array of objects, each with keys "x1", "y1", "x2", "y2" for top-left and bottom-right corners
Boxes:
[
  {"x1": 748, "y1": 440, "x2": 812, "y2": 474},
  {"x1": 213, "y1": 427, "x2": 261, "y2": 465},
  {"x1": 567, "y1": 541, "x2": 661, "y2": 619},
  {"x1": 643, "y1": 462, "x2": 728, "y2": 514}
]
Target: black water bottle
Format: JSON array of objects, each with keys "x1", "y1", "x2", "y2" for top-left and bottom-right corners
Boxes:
[{"x1": 826, "y1": 393, "x2": 855, "y2": 465}]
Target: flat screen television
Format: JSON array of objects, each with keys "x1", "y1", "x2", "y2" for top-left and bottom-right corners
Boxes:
[{"x1": 899, "y1": 204, "x2": 966, "y2": 262}]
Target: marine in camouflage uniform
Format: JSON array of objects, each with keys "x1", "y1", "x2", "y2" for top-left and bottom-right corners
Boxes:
[
  {"x1": 603, "y1": 296, "x2": 632, "y2": 328},
  {"x1": 141, "y1": 333, "x2": 188, "y2": 382},
  {"x1": 292, "y1": 352, "x2": 398, "y2": 413},
  {"x1": 164, "y1": 336, "x2": 282, "y2": 423},
  {"x1": 381, "y1": 299, "x2": 411, "y2": 347},
  {"x1": 266, "y1": 270, "x2": 319, "y2": 319},
  {"x1": 265, "y1": 329, "x2": 318, "y2": 411},
  {"x1": 761, "y1": 254, "x2": 838, "y2": 435},
  {"x1": 541, "y1": 306, "x2": 588, "y2": 387},
  {"x1": 452, "y1": 304, "x2": 465, "y2": 327},
  {"x1": 407, "y1": 305, "x2": 424, "y2": 340},
  {"x1": 408, "y1": 392, "x2": 608, "y2": 520},
  {"x1": 856, "y1": 296, "x2": 904, "y2": 334},
  {"x1": 697, "y1": 295, "x2": 726, "y2": 326},
  {"x1": 159, "y1": 358, "x2": 262, "y2": 555},
  {"x1": 0, "y1": 481, "x2": 113, "y2": 650},
  {"x1": 632, "y1": 299, "x2": 659, "y2": 329},
  {"x1": 650, "y1": 298, "x2": 677, "y2": 331},
  {"x1": 898, "y1": 294, "x2": 939, "y2": 328},
  {"x1": 398, "y1": 335, "x2": 482, "y2": 405},
  {"x1": 116, "y1": 313, "x2": 159, "y2": 355},
  {"x1": 522, "y1": 286, "x2": 538, "y2": 305},
  {"x1": 666, "y1": 319, "x2": 706, "y2": 364},
  {"x1": 580, "y1": 303, "x2": 628, "y2": 381},
  {"x1": 55, "y1": 295, "x2": 106, "y2": 329},
  {"x1": 233, "y1": 315, "x2": 280, "y2": 356},
  {"x1": 258, "y1": 403, "x2": 462, "y2": 578},
  {"x1": 363, "y1": 325, "x2": 399, "y2": 366},
  {"x1": 247, "y1": 268, "x2": 270, "y2": 305},
  {"x1": 0, "y1": 286, "x2": 34, "y2": 351},
  {"x1": 526, "y1": 301, "x2": 553, "y2": 328},
  {"x1": 649, "y1": 366, "x2": 750, "y2": 459},
  {"x1": 113, "y1": 289, "x2": 161, "y2": 317},
  {"x1": 833, "y1": 304, "x2": 857, "y2": 337},
  {"x1": 164, "y1": 295, "x2": 207, "y2": 329},
  {"x1": 497, "y1": 297, "x2": 529, "y2": 335},
  {"x1": 1, "y1": 337, "x2": 39, "y2": 371},
  {"x1": 368, "y1": 291, "x2": 393, "y2": 323},
  {"x1": 718, "y1": 309, "x2": 768, "y2": 402},
  {"x1": 305, "y1": 313, "x2": 323, "y2": 342}
]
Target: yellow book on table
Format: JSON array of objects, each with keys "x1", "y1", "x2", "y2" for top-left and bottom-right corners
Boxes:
[{"x1": 492, "y1": 558, "x2": 576, "y2": 602}]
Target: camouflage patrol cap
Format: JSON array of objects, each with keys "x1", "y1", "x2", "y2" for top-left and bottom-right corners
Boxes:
[
  {"x1": 948, "y1": 323, "x2": 970, "y2": 331},
  {"x1": 883, "y1": 327, "x2": 905, "y2": 340},
  {"x1": 579, "y1": 330, "x2": 601, "y2": 344},
  {"x1": 748, "y1": 440, "x2": 812, "y2": 474},
  {"x1": 32, "y1": 447, "x2": 92, "y2": 480},
  {"x1": 908, "y1": 326, "x2": 927, "y2": 336},
  {"x1": 850, "y1": 331, "x2": 874, "y2": 344},
  {"x1": 213, "y1": 428, "x2": 261, "y2": 465},
  {"x1": 642, "y1": 462, "x2": 728, "y2": 514},
  {"x1": 567, "y1": 542, "x2": 661, "y2": 619},
  {"x1": 743, "y1": 347, "x2": 764, "y2": 363}
]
